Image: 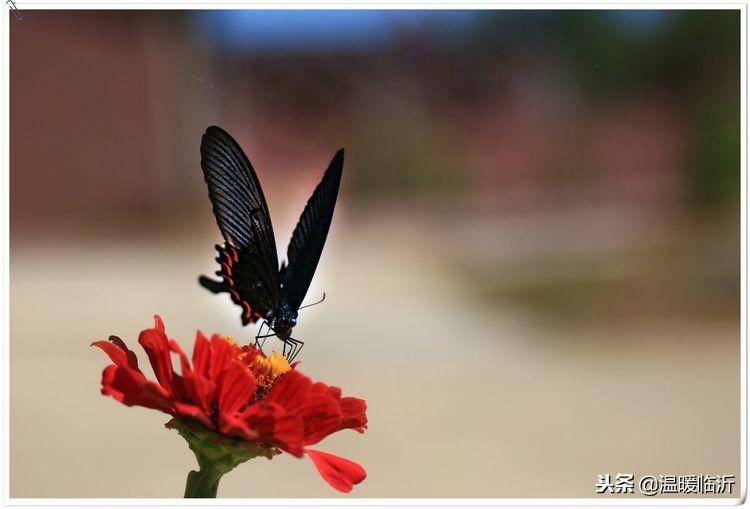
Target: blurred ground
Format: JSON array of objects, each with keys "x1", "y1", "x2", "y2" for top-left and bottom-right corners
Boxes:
[{"x1": 10, "y1": 211, "x2": 739, "y2": 498}]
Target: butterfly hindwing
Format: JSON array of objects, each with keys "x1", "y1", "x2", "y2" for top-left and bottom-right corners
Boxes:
[
  {"x1": 280, "y1": 149, "x2": 344, "y2": 312},
  {"x1": 199, "y1": 126, "x2": 280, "y2": 321}
]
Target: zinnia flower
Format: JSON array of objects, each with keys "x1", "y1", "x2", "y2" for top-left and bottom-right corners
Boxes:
[{"x1": 92, "y1": 315, "x2": 367, "y2": 496}]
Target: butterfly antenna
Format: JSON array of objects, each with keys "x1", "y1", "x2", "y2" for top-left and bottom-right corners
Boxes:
[{"x1": 298, "y1": 292, "x2": 326, "y2": 310}]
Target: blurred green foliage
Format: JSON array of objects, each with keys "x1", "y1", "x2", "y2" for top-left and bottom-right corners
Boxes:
[
  {"x1": 556, "y1": 11, "x2": 740, "y2": 211},
  {"x1": 473, "y1": 10, "x2": 740, "y2": 212}
]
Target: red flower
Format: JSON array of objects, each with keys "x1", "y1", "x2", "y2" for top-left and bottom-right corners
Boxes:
[{"x1": 92, "y1": 315, "x2": 367, "y2": 493}]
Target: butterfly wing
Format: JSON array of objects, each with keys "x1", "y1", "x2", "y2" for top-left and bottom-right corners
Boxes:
[
  {"x1": 280, "y1": 149, "x2": 344, "y2": 312},
  {"x1": 199, "y1": 126, "x2": 280, "y2": 324}
]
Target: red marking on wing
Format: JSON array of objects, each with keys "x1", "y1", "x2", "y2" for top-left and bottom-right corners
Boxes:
[{"x1": 215, "y1": 244, "x2": 264, "y2": 324}]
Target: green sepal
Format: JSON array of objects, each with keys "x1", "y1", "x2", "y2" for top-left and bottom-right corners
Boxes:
[{"x1": 167, "y1": 418, "x2": 279, "y2": 498}]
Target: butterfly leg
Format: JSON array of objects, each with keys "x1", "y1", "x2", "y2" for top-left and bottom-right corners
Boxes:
[
  {"x1": 286, "y1": 337, "x2": 304, "y2": 363},
  {"x1": 259, "y1": 333, "x2": 275, "y2": 350},
  {"x1": 282, "y1": 339, "x2": 296, "y2": 359},
  {"x1": 256, "y1": 333, "x2": 277, "y2": 350},
  {"x1": 291, "y1": 338, "x2": 304, "y2": 362},
  {"x1": 254, "y1": 321, "x2": 266, "y2": 349},
  {"x1": 255, "y1": 321, "x2": 277, "y2": 351}
]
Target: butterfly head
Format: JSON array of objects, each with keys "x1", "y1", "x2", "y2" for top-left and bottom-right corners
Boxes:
[{"x1": 274, "y1": 304, "x2": 298, "y2": 340}]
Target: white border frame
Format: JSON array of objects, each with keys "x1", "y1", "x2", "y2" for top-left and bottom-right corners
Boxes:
[{"x1": 1, "y1": 3, "x2": 746, "y2": 507}]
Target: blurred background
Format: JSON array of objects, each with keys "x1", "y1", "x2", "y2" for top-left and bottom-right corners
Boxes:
[{"x1": 10, "y1": 9, "x2": 740, "y2": 498}]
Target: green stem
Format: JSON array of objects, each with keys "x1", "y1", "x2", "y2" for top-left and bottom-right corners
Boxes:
[
  {"x1": 166, "y1": 418, "x2": 278, "y2": 499},
  {"x1": 184, "y1": 465, "x2": 224, "y2": 498}
]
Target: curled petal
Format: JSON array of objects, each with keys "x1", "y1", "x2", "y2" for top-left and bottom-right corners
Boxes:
[
  {"x1": 99, "y1": 365, "x2": 172, "y2": 412},
  {"x1": 92, "y1": 336, "x2": 139, "y2": 371},
  {"x1": 305, "y1": 449, "x2": 366, "y2": 493},
  {"x1": 93, "y1": 336, "x2": 173, "y2": 413},
  {"x1": 138, "y1": 326, "x2": 178, "y2": 397}
]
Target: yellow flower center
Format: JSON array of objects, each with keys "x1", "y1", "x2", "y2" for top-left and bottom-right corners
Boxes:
[
  {"x1": 231, "y1": 340, "x2": 292, "y2": 387},
  {"x1": 255, "y1": 351, "x2": 291, "y2": 378}
]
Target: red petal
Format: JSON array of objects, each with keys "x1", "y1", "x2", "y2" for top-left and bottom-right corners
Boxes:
[
  {"x1": 100, "y1": 365, "x2": 172, "y2": 412},
  {"x1": 174, "y1": 401, "x2": 212, "y2": 427},
  {"x1": 93, "y1": 335, "x2": 174, "y2": 413},
  {"x1": 267, "y1": 370, "x2": 313, "y2": 410},
  {"x1": 218, "y1": 412, "x2": 259, "y2": 441},
  {"x1": 192, "y1": 331, "x2": 211, "y2": 378},
  {"x1": 298, "y1": 395, "x2": 342, "y2": 445},
  {"x1": 305, "y1": 449, "x2": 366, "y2": 493},
  {"x1": 170, "y1": 339, "x2": 215, "y2": 415},
  {"x1": 308, "y1": 382, "x2": 366, "y2": 432},
  {"x1": 153, "y1": 314, "x2": 165, "y2": 333},
  {"x1": 242, "y1": 403, "x2": 305, "y2": 456},
  {"x1": 339, "y1": 397, "x2": 368, "y2": 433},
  {"x1": 100, "y1": 365, "x2": 141, "y2": 403},
  {"x1": 217, "y1": 361, "x2": 256, "y2": 427},
  {"x1": 272, "y1": 414, "x2": 306, "y2": 456},
  {"x1": 91, "y1": 336, "x2": 140, "y2": 371},
  {"x1": 138, "y1": 327, "x2": 177, "y2": 396},
  {"x1": 208, "y1": 334, "x2": 236, "y2": 383},
  {"x1": 267, "y1": 372, "x2": 370, "y2": 444},
  {"x1": 311, "y1": 381, "x2": 341, "y2": 399}
]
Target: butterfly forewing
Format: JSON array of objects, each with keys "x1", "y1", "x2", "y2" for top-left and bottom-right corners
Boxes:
[
  {"x1": 200, "y1": 126, "x2": 280, "y2": 319},
  {"x1": 281, "y1": 149, "x2": 344, "y2": 312}
]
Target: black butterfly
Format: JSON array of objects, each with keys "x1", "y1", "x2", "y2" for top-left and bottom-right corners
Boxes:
[{"x1": 198, "y1": 126, "x2": 344, "y2": 361}]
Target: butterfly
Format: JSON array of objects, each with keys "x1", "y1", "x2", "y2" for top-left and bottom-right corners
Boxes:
[{"x1": 198, "y1": 126, "x2": 344, "y2": 361}]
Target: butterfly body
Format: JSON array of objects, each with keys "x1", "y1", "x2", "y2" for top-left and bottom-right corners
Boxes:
[
  {"x1": 198, "y1": 126, "x2": 344, "y2": 360},
  {"x1": 272, "y1": 302, "x2": 298, "y2": 340}
]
